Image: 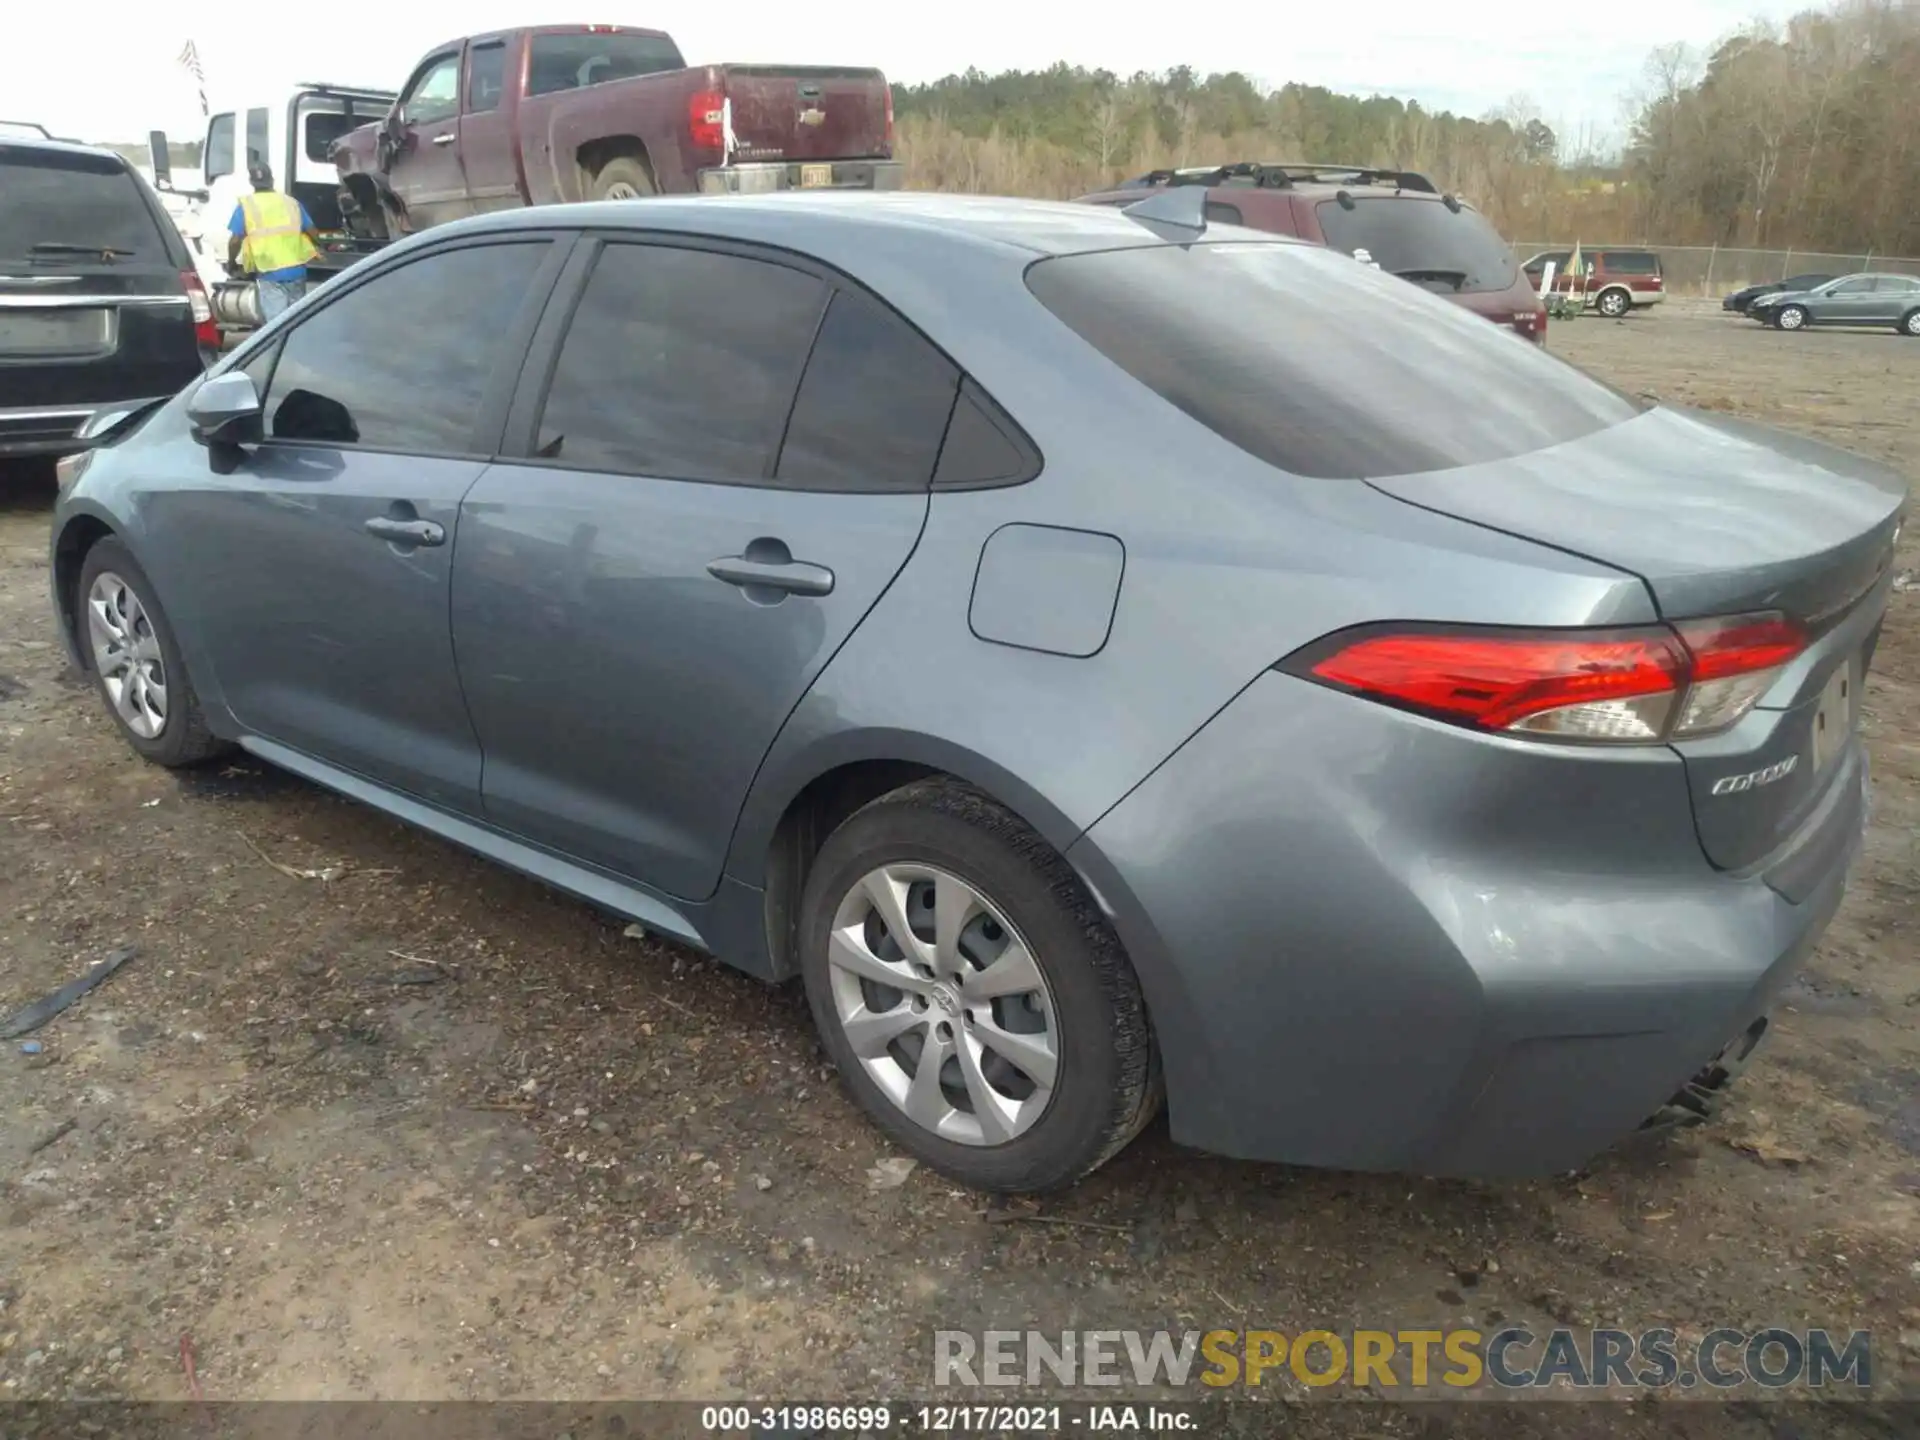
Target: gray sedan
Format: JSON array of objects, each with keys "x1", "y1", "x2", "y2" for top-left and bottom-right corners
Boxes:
[
  {"x1": 1748, "y1": 271, "x2": 1920, "y2": 333},
  {"x1": 49, "y1": 192, "x2": 1906, "y2": 1192}
]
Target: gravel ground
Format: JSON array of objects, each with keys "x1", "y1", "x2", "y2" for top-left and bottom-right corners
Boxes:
[{"x1": 1, "y1": 299, "x2": 1917, "y2": 1427}]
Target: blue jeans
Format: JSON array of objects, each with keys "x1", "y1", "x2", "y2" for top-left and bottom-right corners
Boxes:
[{"x1": 256, "y1": 277, "x2": 306, "y2": 320}]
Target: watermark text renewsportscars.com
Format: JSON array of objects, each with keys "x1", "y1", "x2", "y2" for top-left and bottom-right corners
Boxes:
[{"x1": 933, "y1": 1327, "x2": 1873, "y2": 1392}]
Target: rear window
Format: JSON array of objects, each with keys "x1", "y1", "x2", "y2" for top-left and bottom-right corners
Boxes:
[
  {"x1": 1313, "y1": 196, "x2": 1518, "y2": 295},
  {"x1": 1601, "y1": 251, "x2": 1661, "y2": 275},
  {"x1": 0, "y1": 149, "x2": 170, "y2": 263},
  {"x1": 527, "y1": 32, "x2": 685, "y2": 96},
  {"x1": 1025, "y1": 242, "x2": 1644, "y2": 481}
]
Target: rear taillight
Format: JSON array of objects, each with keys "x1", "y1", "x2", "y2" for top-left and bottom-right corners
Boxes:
[
  {"x1": 884, "y1": 84, "x2": 895, "y2": 149},
  {"x1": 1289, "y1": 612, "x2": 1807, "y2": 744},
  {"x1": 182, "y1": 270, "x2": 218, "y2": 347},
  {"x1": 688, "y1": 88, "x2": 725, "y2": 152}
]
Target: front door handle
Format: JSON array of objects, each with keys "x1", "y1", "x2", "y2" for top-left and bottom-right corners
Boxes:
[
  {"x1": 431, "y1": 133, "x2": 456, "y2": 147},
  {"x1": 365, "y1": 516, "x2": 446, "y2": 547},
  {"x1": 707, "y1": 554, "x2": 835, "y2": 598}
]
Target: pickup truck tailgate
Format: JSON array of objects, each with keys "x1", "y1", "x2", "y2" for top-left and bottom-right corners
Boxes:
[{"x1": 724, "y1": 66, "x2": 891, "y2": 161}]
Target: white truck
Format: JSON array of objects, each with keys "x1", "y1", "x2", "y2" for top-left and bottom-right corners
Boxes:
[{"x1": 147, "y1": 82, "x2": 394, "y2": 335}]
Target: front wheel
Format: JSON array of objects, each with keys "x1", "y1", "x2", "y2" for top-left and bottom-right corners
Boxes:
[
  {"x1": 76, "y1": 538, "x2": 227, "y2": 768},
  {"x1": 798, "y1": 780, "x2": 1160, "y2": 1193},
  {"x1": 1594, "y1": 287, "x2": 1632, "y2": 318},
  {"x1": 1900, "y1": 308, "x2": 1920, "y2": 337},
  {"x1": 1775, "y1": 304, "x2": 1808, "y2": 331}
]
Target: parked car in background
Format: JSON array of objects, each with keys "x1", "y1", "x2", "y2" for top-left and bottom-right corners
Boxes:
[
  {"x1": 332, "y1": 24, "x2": 900, "y2": 241},
  {"x1": 50, "y1": 191, "x2": 1904, "y2": 1192},
  {"x1": 1748, "y1": 273, "x2": 1920, "y2": 334},
  {"x1": 1522, "y1": 248, "x2": 1666, "y2": 317},
  {"x1": 1, "y1": 132, "x2": 215, "y2": 458},
  {"x1": 1722, "y1": 274, "x2": 1836, "y2": 314},
  {"x1": 1076, "y1": 163, "x2": 1548, "y2": 342}
]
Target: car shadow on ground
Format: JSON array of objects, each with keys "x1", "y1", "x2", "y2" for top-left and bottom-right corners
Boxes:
[{"x1": 0, "y1": 457, "x2": 57, "y2": 513}]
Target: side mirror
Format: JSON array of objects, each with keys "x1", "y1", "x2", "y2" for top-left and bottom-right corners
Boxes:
[
  {"x1": 148, "y1": 129, "x2": 173, "y2": 189},
  {"x1": 187, "y1": 372, "x2": 264, "y2": 447}
]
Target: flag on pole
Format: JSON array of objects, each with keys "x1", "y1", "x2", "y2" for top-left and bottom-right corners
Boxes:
[{"x1": 177, "y1": 40, "x2": 208, "y2": 116}]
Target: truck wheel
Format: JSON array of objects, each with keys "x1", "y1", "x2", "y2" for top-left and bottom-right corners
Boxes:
[
  {"x1": 590, "y1": 157, "x2": 657, "y2": 201},
  {"x1": 1594, "y1": 286, "x2": 1632, "y2": 318}
]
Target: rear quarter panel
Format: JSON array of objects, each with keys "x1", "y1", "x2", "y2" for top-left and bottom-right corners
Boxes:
[{"x1": 531, "y1": 67, "x2": 704, "y2": 199}]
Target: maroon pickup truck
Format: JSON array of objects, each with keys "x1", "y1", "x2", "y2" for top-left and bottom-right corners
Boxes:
[{"x1": 332, "y1": 24, "x2": 900, "y2": 239}]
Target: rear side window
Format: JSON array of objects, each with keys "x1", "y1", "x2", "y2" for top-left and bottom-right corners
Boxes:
[
  {"x1": 775, "y1": 288, "x2": 959, "y2": 492},
  {"x1": 468, "y1": 42, "x2": 508, "y2": 113},
  {"x1": 0, "y1": 149, "x2": 170, "y2": 263},
  {"x1": 262, "y1": 241, "x2": 550, "y2": 452},
  {"x1": 527, "y1": 32, "x2": 686, "y2": 96},
  {"x1": 1027, "y1": 242, "x2": 1644, "y2": 481},
  {"x1": 1313, "y1": 197, "x2": 1519, "y2": 295},
  {"x1": 534, "y1": 243, "x2": 825, "y2": 481},
  {"x1": 1601, "y1": 251, "x2": 1660, "y2": 275}
]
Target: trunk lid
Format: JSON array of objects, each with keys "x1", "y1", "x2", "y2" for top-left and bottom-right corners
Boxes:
[
  {"x1": 722, "y1": 66, "x2": 892, "y2": 162},
  {"x1": 1368, "y1": 404, "x2": 1906, "y2": 873}
]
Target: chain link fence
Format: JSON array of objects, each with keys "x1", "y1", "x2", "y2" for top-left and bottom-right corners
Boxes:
[{"x1": 1511, "y1": 243, "x2": 1920, "y2": 297}]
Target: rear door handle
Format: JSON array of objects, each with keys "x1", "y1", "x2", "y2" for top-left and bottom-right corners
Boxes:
[
  {"x1": 706, "y1": 555, "x2": 835, "y2": 597},
  {"x1": 431, "y1": 133, "x2": 456, "y2": 147},
  {"x1": 365, "y1": 516, "x2": 446, "y2": 547}
]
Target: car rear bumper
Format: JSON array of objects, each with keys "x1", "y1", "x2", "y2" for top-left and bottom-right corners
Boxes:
[
  {"x1": 697, "y1": 159, "x2": 905, "y2": 195},
  {"x1": 0, "y1": 396, "x2": 175, "y2": 458},
  {"x1": 1067, "y1": 672, "x2": 1867, "y2": 1178}
]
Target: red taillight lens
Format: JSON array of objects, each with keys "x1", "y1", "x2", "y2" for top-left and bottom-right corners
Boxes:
[
  {"x1": 182, "y1": 270, "x2": 218, "y2": 347},
  {"x1": 688, "y1": 88, "x2": 725, "y2": 151},
  {"x1": 1293, "y1": 612, "x2": 1806, "y2": 744},
  {"x1": 884, "y1": 84, "x2": 895, "y2": 149}
]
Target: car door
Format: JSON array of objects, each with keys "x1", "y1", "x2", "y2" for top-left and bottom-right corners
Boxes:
[
  {"x1": 451, "y1": 236, "x2": 961, "y2": 900},
  {"x1": 145, "y1": 235, "x2": 570, "y2": 812},
  {"x1": 1863, "y1": 275, "x2": 1919, "y2": 323},
  {"x1": 387, "y1": 51, "x2": 469, "y2": 226},
  {"x1": 1812, "y1": 276, "x2": 1876, "y2": 325},
  {"x1": 455, "y1": 39, "x2": 519, "y2": 213}
]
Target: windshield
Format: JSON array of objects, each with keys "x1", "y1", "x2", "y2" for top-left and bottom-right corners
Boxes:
[
  {"x1": 1314, "y1": 196, "x2": 1519, "y2": 295},
  {"x1": 0, "y1": 149, "x2": 169, "y2": 263},
  {"x1": 1025, "y1": 241, "x2": 1645, "y2": 481},
  {"x1": 527, "y1": 32, "x2": 686, "y2": 96}
]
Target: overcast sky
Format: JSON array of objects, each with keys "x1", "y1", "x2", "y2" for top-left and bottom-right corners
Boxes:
[{"x1": 10, "y1": 1, "x2": 1799, "y2": 151}]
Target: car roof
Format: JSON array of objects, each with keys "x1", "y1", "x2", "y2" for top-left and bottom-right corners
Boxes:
[
  {"x1": 428, "y1": 191, "x2": 1282, "y2": 260},
  {"x1": 0, "y1": 133, "x2": 131, "y2": 166}
]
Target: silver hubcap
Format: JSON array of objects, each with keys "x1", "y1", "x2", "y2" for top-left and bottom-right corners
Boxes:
[
  {"x1": 87, "y1": 571, "x2": 167, "y2": 739},
  {"x1": 1781, "y1": 309, "x2": 1803, "y2": 329},
  {"x1": 1906, "y1": 314, "x2": 1920, "y2": 335},
  {"x1": 1601, "y1": 292, "x2": 1626, "y2": 315},
  {"x1": 827, "y1": 864, "x2": 1059, "y2": 1146},
  {"x1": 603, "y1": 181, "x2": 642, "y2": 200}
]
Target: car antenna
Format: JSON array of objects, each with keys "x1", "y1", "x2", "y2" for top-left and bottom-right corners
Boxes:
[{"x1": 1121, "y1": 185, "x2": 1208, "y2": 237}]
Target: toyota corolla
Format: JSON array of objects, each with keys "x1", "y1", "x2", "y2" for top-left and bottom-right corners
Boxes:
[{"x1": 50, "y1": 190, "x2": 1906, "y2": 1192}]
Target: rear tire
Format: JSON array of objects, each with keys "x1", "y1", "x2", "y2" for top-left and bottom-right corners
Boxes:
[
  {"x1": 76, "y1": 538, "x2": 227, "y2": 769},
  {"x1": 1900, "y1": 307, "x2": 1920, "y2": 337},
  {"x1": 1775, "y1": 304, "x2": 1808, "y2": 331},
  {"x1": 1594, "y1": 286, "x2": 1631, "y2": 318},
  {"x1": 797, "y1": 779, "x2": 1160, "y2": 1193},
  {"x1": 589, "y1": 157, "x2": 658, "y2": 201}
]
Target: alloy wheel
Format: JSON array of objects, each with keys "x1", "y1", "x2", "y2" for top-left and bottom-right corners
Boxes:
[
  {"x1": 1779, "y1": 306, "x2": 1806, "y2": 330},
  {"x1": 825, "y1": 864, "x2": 1059, "y2": 1146},
  {"x1": 1598, "y1": 290, "x2": 1629, "y2": 317},
  {"x1": 86, "y1": 571, "x2": 167, "y2": 739}
]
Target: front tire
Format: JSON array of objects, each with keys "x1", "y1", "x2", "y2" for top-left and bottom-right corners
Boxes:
[
  {"x1": 1775, "y1": 304, "x2": 1808, "y2": 331},
  {"x1": 76, "y1": 538, "x2": 227, "y2": 768},
  {"x1": 798, "y1": 779, "x2": 1159, "y2": 1193},
  {"x1": 1900, "y1": 307, "x2": 1920, "y2": 337},
  {"x1": 1595, "y1": 287, "x2": 1631, "y2": 318}
]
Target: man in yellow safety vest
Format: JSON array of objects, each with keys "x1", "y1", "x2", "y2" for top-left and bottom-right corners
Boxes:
[{"x1": 226, "y1": 161, "x2": 321, "y2": 321}]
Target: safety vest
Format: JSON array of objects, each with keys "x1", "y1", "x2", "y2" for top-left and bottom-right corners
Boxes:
[{"x1": 239, "y1": 191, "x2": 319, "y2": 275}]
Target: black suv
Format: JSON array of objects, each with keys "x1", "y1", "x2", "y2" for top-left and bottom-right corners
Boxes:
[{"x1": 1, "y1": 131, "x2": 215, "y2": 458}]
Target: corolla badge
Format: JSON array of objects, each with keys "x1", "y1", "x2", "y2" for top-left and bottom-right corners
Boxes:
[{"x1": 1711, "y1": 756, "x2": 1798, "y2": 795}]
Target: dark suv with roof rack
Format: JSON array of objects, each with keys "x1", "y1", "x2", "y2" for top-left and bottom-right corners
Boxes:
[
  {"x1": 1, "y1": 131, "x2": 216, "y2": 460},
  {"x1": 1077, "y1": 163, "x2": 1547, "y2": 343}
]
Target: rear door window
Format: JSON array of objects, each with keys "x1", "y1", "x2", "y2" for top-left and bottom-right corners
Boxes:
[
  {"x1": 533, "y1": 242, "x2": 825, "y2": 481},
  {"x1": 1600, "y1": 251, "x2": 1660, "y2": 275},
  {"x1": 1026, "y1": 241, "x2": 1643, "y2": 480},
  {"x1": 1312, "y1": 196, "x2": 1519, "y2": 294},
  {"x1": 0, "y1": 148, "x2": 172, "y2": 263}
]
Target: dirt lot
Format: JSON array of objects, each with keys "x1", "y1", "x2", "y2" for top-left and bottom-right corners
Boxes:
[{"x1": 2, "y1": 301, "x2": 1917, "y2": 1423}]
